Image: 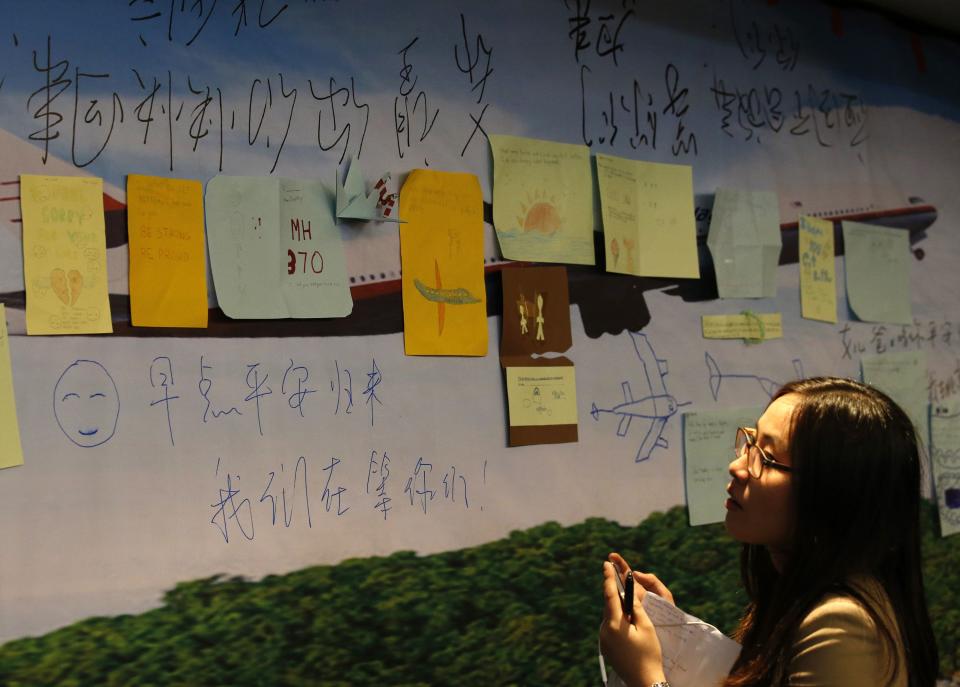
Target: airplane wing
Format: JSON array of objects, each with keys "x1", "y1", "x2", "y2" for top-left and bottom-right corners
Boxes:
[
  {"x1": 635, "y1": 417, "x2": 668, "y2": 463},
  {"x1": 621, "y1": 381, "x2": 634, "y2": 403},
  {"x1": 629, "y1": 332, "x2": 667, "y2": 397},
  {"x1": 616, "y1": 414, "x2": 632, "y2": 437}
]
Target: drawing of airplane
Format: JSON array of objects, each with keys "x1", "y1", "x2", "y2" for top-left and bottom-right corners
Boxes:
[
  {"x1": 705, "y1": 351, "x2": 804, "y2": 402},
  {"x1": 591, "y1": 332, "x2": 691, "y2": 463}
]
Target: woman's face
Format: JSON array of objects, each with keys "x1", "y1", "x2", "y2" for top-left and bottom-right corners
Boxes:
[{"x1": 724, "y1": 394, "x2": 798, "y2": 553}]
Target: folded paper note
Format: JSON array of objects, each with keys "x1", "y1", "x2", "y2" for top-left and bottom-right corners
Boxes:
[
  {"x1": 597, "y1": 154, "x2": 699, "y2": 279},
  {"x1": 707, "y1": 189, "x2": 781, "y2": 298},
  {"x1": 336, "y1": 162, "x2": 403, "y2": 223},
  {"x1": 500, "y1": 266, "x2": 576, "y2": 447},
  {"x1": 500, "y1": 266, "x2": 572, "y2": 361},
  {"x1": 205, "y1": 176, "x2": 353, "y2": 319}
]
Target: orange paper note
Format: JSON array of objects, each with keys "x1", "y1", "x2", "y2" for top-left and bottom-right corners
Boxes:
[
  {"x1": 400, "y1": 170, "x2": 487, "y2": 356},
  {"x1": 128, "y1": 175, "x2": 208, "y2": 327}
]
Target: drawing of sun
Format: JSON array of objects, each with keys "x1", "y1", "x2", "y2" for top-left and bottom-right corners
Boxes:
[{"x1": 517, "y1": 191, "x2": 562, "y2": 235}]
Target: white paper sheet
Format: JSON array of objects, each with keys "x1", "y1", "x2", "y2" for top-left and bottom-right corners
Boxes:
[{"x1": 602, "y1": 592, "x2": 740, "y2": 687}]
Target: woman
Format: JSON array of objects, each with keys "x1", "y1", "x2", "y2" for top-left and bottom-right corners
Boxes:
[{"x1": 599, "y1": 377, "x2": 939, "y2": 686}]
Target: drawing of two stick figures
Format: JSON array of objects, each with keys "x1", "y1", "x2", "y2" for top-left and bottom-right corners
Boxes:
[{"x1": 517, "y1": 293, "x2": 545, "y2": 341}]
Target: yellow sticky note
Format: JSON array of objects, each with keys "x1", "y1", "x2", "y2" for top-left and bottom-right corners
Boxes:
[
  {"x1": 597, "y1": 154, "x2": 699, "y2": 279},
  {"x1": 21, "y1": 175, "x2": 112, "y2": 335},
  {"x1": 799, "y1": 215, "x2": 837, "y2": 323},
  {"x1": 400, "y1": 170, "x2": 487, "y2": 356},
  {"x1": 489, "y1": 135, "x2": 595, "y2": 265},
  {"x1": 702, "y1": 313, "x2": 782, "y2": 340},
  {"x1": 0, "y1": 305, "x2": 24, "y2": 469},
  {"x1": 506, "y1": 366, "x2": 578, "y2": 426},
  {"x1": 128, "y1": 175, "x2": 208, "y2": 328}
]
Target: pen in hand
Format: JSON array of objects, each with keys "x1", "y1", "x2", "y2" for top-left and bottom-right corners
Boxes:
[
  {"x1": 623, "y1": 570, "x2": 634, "y2": 619},
  {"x1": 614, "y1": 566, "x2": 634, "y2": 620}
]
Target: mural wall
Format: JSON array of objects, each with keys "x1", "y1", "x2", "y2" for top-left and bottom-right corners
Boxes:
[{"x1": 0, "y1": 0, "x2": 958, "y2": 675}]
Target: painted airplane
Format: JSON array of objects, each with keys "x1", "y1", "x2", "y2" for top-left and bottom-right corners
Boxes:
[{"x1": 591, "y1": 332, "x2": 691, "y2": 463}]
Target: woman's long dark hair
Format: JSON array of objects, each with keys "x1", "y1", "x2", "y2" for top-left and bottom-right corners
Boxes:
[{"x1": 723, "y1": 377, "x2": 938, "y2": 687}]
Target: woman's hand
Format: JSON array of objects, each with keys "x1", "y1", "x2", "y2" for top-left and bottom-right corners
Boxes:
[
  {"x1": 599, "y1": 560, "x2": 667, "y2": 687},
  {"x1": 608, "y1": 553, "x2": 676, "y2": 606}
]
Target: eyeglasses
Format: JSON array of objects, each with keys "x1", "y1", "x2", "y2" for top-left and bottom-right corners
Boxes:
[{"x1": 735, "y1": 427, "x2": 792, "y2": 479}]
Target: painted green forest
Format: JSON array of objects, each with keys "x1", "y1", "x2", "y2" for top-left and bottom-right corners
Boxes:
[{"x1": 0, "y1": 503, "x2": 956, "y2": 686}]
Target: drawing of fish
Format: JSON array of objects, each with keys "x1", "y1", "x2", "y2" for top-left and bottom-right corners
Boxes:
[{"x1": 413, "y1": 279, "x2": 482, "y2": 305}]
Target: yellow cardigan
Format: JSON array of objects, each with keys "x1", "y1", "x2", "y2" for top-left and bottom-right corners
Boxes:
[{"x1": 788, "y1": 577, "x2": 907, "y2": 686}]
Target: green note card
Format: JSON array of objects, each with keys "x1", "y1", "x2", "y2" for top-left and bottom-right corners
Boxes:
[
  {"x1": 683, "y1": 407, "x2": 762, "y2": 526},
  {"x1": 842, "y1": 221, "x2": 911, "y2": 324},
  {"x1": 205, "y1": 176, "x2": 353, "y2": 319},
  {"x1": 707, "y1": 189, "x2": 781, "y2": 298},
  {"x1": 861, "y1": 350, "x2": 928, "y2": 445},
  {"x1": 931, "y1": 400, "x2": 960, "y2": 538}
]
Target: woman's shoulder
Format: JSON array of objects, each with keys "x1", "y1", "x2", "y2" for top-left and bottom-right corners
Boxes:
[
  {"x1": 800, "y1": 575, "x2": 892, "y2": 630},
  {"x1": 789, "y1": 576, "x2": 906, "y2": 687}
]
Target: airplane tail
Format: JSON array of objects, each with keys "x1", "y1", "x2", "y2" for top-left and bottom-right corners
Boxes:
[
  {"x1": 590, "y1": 403, "x2": 600, "y2": 421},
  {"x1": 792, "y1": 359, "x2": 804, "y2": 379},
  {"x1": 705, "y1": 352, "x2": 722, "y2": 401},
  {"x1": 757, "y1": 377, "x2": 780, "y2": 398}
]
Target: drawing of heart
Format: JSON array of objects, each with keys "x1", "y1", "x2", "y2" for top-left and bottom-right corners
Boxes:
[
  {"x1": 68, "y1": 269, "x2": 83, "y2": 305},
  {"x1": 51, "y1": 269, "x2": 69, "y2": 305},
  {"x1": 50, "y1": 268, "x2": 84, "y2": 306}
]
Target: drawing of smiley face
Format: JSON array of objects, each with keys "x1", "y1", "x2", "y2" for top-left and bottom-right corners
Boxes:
[{"x1": 54, "y1": 360, "x2": 120, "y2": 448}]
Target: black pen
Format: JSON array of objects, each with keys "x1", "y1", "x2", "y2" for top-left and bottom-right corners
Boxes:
[{"x1": 623, "y1": 570, "x2": 634, "y2": 619}]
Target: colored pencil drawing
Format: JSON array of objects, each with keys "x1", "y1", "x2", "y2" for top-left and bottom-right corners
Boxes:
[
  {"x1": 516, "y1": 191, "x2": 562, "y2": 235},
  {"x1": 50, "y1": 268, "x2": 83, "y2": 306}
]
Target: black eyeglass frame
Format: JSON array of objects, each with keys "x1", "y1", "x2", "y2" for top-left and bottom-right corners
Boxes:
[{"x1": 735, "y1": 426, "x2": 793, "y2": 479}]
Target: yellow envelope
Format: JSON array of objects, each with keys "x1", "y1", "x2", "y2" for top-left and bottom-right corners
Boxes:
[
  {"x1": 0, "y1": 305, "x2": 24, "y2": 469},
  {"x1": 21, "y1": 175, "x2": 113, "y2": 335},
  {"x1": 799, "y1": 215, "x2": 837, "y2": 323},
  {"x1": 400, "y1": 170, "x2": 487, "y2": 356},
  {"x1": 128, "y1": 175, "x2": 208, "y2": 327}
]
